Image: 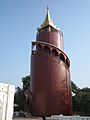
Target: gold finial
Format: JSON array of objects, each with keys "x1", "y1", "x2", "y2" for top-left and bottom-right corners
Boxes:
[{"x1": 41, "y1": 7, "x2": 57, "y2": 29}]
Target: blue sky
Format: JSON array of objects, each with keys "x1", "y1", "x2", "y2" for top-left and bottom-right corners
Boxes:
[{"x1": 0, "y1": 0, "x2": 90, "y2": 88}]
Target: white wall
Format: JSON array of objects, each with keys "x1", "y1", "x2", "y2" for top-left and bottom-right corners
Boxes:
[
  {"x1": 0, "y1": 83, "x2": 15, "y2": 120},
  {"x1": 46, "y1": 115, "x2": 90, "y2": 120}
]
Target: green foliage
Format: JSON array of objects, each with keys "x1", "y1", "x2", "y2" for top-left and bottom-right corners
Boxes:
[
  {"x1": 71, "y1": 81, "x2": 90, "y2": 115},
  {"x1": 22, "y1": 75, "x2": 30, "y2": 90},
  {"x1": 14, "y1": 87, "x2": 25, "y2": 111},
  {"x1": 71, "y1": 81, "x2": 80, "y2": 93},
  {"x1": 14, "y1": 76, "x2": 31, "y2": 113}
]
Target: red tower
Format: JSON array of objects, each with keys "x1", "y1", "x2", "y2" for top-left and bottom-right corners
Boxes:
[{"x1": 31, "y1": 8, "x2": 72, "y2": 116}]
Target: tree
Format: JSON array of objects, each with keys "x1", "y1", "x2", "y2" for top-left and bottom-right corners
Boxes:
[
  {"x1": 22, "y1": 75, "x2": 33, "y2": 114},
  {"x1": 22, "y1": 75, "x2": 30, "y2": 90},
  {"x1": 14, "y1": 87, "x2": 25, "y2": 111},
  {"x1": 71, "y1": 81, "x2": 90, "y2": 115},
  {"x1": 71, "y1": 81, "x2": 80, "y2": 94}
]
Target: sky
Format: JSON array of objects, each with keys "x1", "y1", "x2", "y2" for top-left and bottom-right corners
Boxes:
[{"x1": 0, "y1": 0, "x2": 90, "y2": 88}]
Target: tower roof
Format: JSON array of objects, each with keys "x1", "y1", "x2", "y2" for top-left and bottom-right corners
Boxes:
[{"x1": 40, "y1": 7, "x2": 57, "y2": 30}]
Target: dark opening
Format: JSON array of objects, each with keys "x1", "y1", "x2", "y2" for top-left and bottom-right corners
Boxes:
[
  {"x1": 51, "y1": 27, "x2": 57, "y2": 32},
  {"x1": 60, "y1": 53, "x2": 65, "y2": 63},
  {"x1": 44, "y1": 46, "x2": 51, "y2": 55},
  {"x1": 66, "y1": 58, "x2": 70, "y2": 68},
  {"x1": 32, "y1": 44, "x2": 36, "y2": 55},
  {"x1": 52, "y1": 49, "x2": 58, "y2": 57},
  {"x1": 37, "y1": 44, "x2": 42, "y2": 52}
]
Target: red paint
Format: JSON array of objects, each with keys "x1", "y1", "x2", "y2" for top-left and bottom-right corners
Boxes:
[{"x1": 31, "y1": 26, "x2": 72, "y2": 116}]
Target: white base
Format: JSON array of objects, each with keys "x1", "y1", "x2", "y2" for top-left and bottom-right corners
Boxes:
[{"x1": 0, "y1": 83, "x2": 15, "y2": 120}]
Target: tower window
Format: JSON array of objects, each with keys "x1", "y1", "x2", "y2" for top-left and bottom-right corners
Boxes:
[
  {"x1": 37, "y1": 44, "x2": 42, "y2": 52},
  {"x1": 51, "y1": 27, "x2": 57, "y2": 32},
  {"x1": 60, "y1": 53, "x2": 65, "y2": 63},
  {"x1": 52, "y1": 49, "x2": 58, "y2": 57},
  {"x1": 66, "y1": 58, "x2": 70, "y2": 68},
  {"x1": 44, "y1": 46, "x2": 51, "y2": 55}
]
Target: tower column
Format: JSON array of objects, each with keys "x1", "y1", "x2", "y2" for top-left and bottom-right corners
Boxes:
[{"x1": 31, "y1": 8, "x2": 72, "y2": 116}]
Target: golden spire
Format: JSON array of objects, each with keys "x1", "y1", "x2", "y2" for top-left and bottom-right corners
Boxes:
[{"x1": 41, "y1": 7, "x2": 57, "y2": 29}]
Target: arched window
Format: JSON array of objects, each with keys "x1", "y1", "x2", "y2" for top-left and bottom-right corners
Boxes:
[
  {"x1": 37, "y1": 44, "x2": 42, "y2": 52},
  {"x1": 51, "y1": 27, "x2": 57, "y2": 32},
  {"x1": 66, "y1": 57, "x2": 70, "y2": 68},
  {"x1": 52, "y1": 49, "x2": 58, "y2": 57},
  {"x1": 44, "y1": 46, "x2": 51, "y2": 55},
  {"x1": 60, "y1": 53, "x2": 65, "y2": 63},
  {"x1": 44, "y1": 46, "x2": 51, "y2": 54}
]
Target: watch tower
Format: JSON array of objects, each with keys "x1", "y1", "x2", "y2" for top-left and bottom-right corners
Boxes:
[{"x1": 30, "y1": 8, "x2": 72, "y2": 116}]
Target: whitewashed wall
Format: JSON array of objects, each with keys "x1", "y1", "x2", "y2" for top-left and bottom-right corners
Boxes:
[
  {"x1": 47, "y1": 115, "x2": 90, "y2": 120},
  {"x1": 0, "y1": 83, "x2": 15, "y2": 120}
]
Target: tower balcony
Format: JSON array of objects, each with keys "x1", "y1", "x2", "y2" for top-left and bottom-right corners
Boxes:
[{"x1": 31, "y1": 41, "x2": 70, "y2": 69}]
